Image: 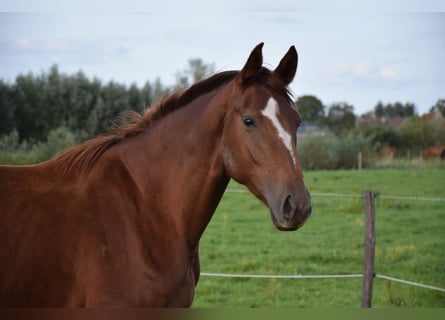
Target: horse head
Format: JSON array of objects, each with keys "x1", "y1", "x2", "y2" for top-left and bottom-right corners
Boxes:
[{"x1": 222, "y1": 43, "x2": 312, "y2": 231}]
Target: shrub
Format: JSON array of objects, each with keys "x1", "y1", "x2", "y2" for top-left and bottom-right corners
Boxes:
[
  {"x1": 0, "y1": 126, "x2": 80, "y2": 165},
  {"x1": 399, "y1": 117, "x2": 445, "y2": 153},
  {"x1": 297, "y1": 131, "x2": 375, "y2": 170},
  {"x1": 31, "y1": 126, "x2": 79, "y2": 161}
]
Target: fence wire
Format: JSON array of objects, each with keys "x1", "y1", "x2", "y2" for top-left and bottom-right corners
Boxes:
[
  {"x1": 217, "y1": 188, "x2": 445, "y2": 293},
  {"x1": 200, "y1": 272, "x2": 445, "y2": 292},
  {"x1": 226, "y1": 189, "x2": 445, "y2": 202}
]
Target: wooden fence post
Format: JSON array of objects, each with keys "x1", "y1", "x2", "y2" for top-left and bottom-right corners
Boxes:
[{"x1": 361, "y1": 190, "x2": 376, "y2": 308}]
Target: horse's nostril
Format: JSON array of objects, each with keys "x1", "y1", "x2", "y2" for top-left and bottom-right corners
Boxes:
[{"x1": 281, "y1": 195, "x2": 296, "y2": 219}]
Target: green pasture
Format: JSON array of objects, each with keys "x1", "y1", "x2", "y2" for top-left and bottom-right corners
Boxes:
[{"x1": 193, "y1": 168, "x2": 445, "y2": 307}]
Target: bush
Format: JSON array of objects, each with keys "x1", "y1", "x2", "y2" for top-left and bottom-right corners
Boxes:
[
  {"x1": 297, "y1": 131, "x2": 376, "y2": 170},
  {"x1": 30, "y1": 126, "x2": 79, "y2": 161},
  {"x1": 0, "y1": 126, "x2": 80, "y2": 165},
  {"x1": 0, "y1": 130, "x2": 32, "y2": 164},
  {"x1": 399, "y1": 117, "x2": 445, "y2": 153}
]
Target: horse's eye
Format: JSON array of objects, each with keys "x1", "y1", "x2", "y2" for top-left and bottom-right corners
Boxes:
[{"x1": 243, "y1": 117, "x2": 256, "y2": 128}]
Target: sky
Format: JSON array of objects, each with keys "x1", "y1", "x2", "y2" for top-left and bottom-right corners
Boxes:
[{"x1": 1, "y1": 1, "x2": 444, "y2": 115}]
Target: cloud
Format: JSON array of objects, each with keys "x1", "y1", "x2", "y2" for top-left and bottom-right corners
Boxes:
[
  {"x1": 351, "y1": 63, "x2": 370, "y2": 77},
  {"x1": 7, "y1": 37, "x2": 130, "y2": 63},
  {"x1": 331, "y1": 62, "x2": 401, "y2": 83},
  {"x1": 14, "y1": 37, "x2": 78, "y2": 53},
  {"x1": 377, "y1": 67, "x2": 398, "y2": 80}
]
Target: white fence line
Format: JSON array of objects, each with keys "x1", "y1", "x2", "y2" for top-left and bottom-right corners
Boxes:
[
  {"x1": 375, "y1": 274, "x2": 445, "y2": 292},
  {"x1": 200, "y1": 272, "x2": 363, "y2": 279},
  {"x1": 200, "y1": 272, "x2": 445, "y2": 292},
  {"x1": 225, "y1": 189, "x2": 445, "y2": 202},
  {"x1": 217, "y1": 189, "x2": 445, "y2": 294},
  {"x1": 378, "y1": 195, "x2": 445, "y2": 202}
]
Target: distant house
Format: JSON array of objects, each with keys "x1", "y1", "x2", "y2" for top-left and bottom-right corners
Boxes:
[
  {"x1": 378, "y1": 116, "x2": 408, "y2": 130},
  {"x1": 423, "y1": 109, "x2": 444, "y2": 121},
  {"x1": 297, "y1": 121, "x2": 326, "y2": 136},
  {"x1": 356, "y1": 115, "x2": 408, "y2": 130},
  {"x1": 357, "y1": 109, "x2": 444, "y2": 129}
]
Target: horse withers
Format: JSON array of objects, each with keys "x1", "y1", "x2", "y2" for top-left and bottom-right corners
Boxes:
[{"x1": 0, "y1": 43, "x2": 311, "y2": 307}]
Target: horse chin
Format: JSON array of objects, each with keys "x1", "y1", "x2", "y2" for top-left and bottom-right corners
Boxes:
[
  {"x1": 275, "y1": 224, "x2": 300, "y2": 232},
  {"x1": 269, "y1": 210, "x2": 301, "y2": 231}
]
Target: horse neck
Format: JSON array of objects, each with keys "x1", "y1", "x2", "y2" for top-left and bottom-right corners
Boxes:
[{"x1": 118, "y1": 86, "x2": 231, "y2": 248}]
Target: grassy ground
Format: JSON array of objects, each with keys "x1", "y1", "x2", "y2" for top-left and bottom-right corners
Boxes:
[{"x1": 193, "y1": 168, "x2": 445, "y2": 307}]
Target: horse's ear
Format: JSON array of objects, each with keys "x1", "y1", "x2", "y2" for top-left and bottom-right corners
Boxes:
[
  {"x1": 274, "y1": 45, "x2": 298, "y2": 85},
  {"x1": 238, "y1": 42, "x2": 264, "y2": 84}
]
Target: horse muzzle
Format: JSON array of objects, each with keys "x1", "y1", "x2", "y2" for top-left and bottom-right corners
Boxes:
[{"x1": 268, "y1": 190, "x2": 312, "y2": 231}]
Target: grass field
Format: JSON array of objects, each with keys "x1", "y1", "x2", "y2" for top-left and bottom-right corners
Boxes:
[{"x1": 193, "y1": 168, "x2": 445, "y2": 307}]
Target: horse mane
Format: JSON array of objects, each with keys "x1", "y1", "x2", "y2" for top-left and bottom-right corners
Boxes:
[
  {"x1": 53, "y1": 67, "x2": 293, "y2": 175},
  {"x1": 53, "y1": 71, "x2": 238, "y2": 174}
]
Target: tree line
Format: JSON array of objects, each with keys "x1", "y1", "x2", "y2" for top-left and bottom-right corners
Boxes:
[
  {"x1": 0, "y1": 65, "x2": 166, "y2": 141},
  {"x1": 295, "y1": 94, "x2": 445, "y2": 149},
  {"x1": 295, "y1": 95, "x2": 445, "y2": 169},
  {"x1": 1, "y1": 63, "x2": 444, "y2": 167}
]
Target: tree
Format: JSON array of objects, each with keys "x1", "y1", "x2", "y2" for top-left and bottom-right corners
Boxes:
[
  {"x1": 374, "y1": 101, "x2": 416, "y2": 117},
  {"x1": 354, "y1": 123, "x2": 402, "y2": 149},
  {"x1": 13, "y1": 72, "x2": 48, "y2": 141},
  {"x1": 128, "y1": 83, "x2": 143, "y2": 112},
  {"x1": 65, "y1": 73, "x2": 102, "y2": 137},
  {"x1": 0, "y1": 80, "x2": 16, "y2": 135},
  {"x1": 374, "y1": 101, "x2": 384, "y2": 117},
  {"x1": 431, "y1": 99, "x2": 445, "y2": 117},
  {"x1": 294, "y1": 95, "x2": 325, "y2": 122},
  {"x1": 94, "y1": 81, "x2": 130, "y2": 134},
  {"x1": 152, "y1": 78, "x2": 165, "y2": 101},
  {"x1": 175, "y1": 58, "x2": 215, "y2": 89},
  {"x1": 325, "y1": 102, "x2": 356, "y2": 135}
]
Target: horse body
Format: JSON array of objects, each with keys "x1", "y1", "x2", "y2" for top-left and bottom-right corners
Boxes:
[
  {"x1": 0, "y1": 87, "x2": 229, "y2": 307},
  {"x1": 0, "y1": 43, "x2": 312, "y2": 307},
  {"x1": 423, "y1": 145, "x2": 445, "y2": 159}
]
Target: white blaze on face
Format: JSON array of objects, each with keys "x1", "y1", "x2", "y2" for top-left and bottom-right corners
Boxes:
[{"x1": 261, "y1": 97, "x2": 297, "y2": 169}]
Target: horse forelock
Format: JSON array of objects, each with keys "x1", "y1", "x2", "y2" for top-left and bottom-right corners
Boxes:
[{"x1": 242, "y1": 67, "x2": 294, "y2": 104}]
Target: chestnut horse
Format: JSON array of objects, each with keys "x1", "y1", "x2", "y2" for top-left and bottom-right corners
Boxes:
[{"x1": 0, "y1": 43, "x2": 311, "y2": 307}]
